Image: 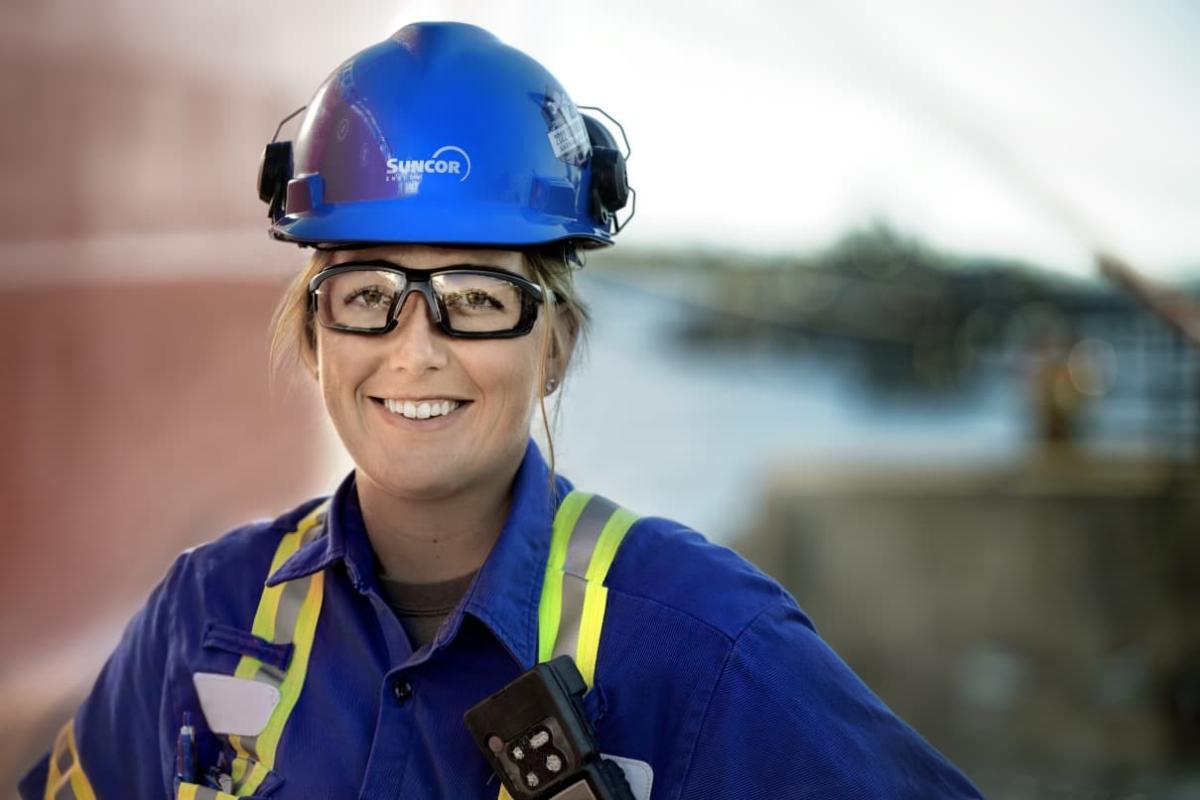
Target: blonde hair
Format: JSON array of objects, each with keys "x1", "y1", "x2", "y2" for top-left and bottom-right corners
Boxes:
[{"x1": 267, "y1": 245, "x2": 590, "y2": 481}]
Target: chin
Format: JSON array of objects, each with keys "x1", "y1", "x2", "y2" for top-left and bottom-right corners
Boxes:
[
  {"x1": 351, "y1": 434, "x2": 526, "y2": 501},
  {"x1": 365, "y1": 460, "x2": 463, "y2": 500}
]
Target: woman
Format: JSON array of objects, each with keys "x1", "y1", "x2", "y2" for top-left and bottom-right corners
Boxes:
[{"x1": 21, "y1": 22, "x2": 982, "y2": 800}]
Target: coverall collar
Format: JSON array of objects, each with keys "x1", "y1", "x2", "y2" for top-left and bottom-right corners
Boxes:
[{"x1": 265, "y1": 439, "x2": 560, "y2": 669}]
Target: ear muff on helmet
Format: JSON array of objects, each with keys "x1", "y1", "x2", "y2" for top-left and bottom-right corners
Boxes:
[
  {"x1": 257, "y1": 141, "x2": 293, "y2": 224},
  {"x1": 257, "y1": 105, "x2": 306, "y2": 226},
  {"x1": 580, "y1": 113, "x2": 631, "y2": 232}
]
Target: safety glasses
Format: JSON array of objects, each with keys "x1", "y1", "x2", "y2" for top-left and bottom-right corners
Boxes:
[{"x1": 308, "y1": 260, "x2": 547, "y2": 338}]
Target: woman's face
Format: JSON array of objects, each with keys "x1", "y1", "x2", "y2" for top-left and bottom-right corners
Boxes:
[{"x1": 314, "y1": 244, "x2": 547, "y2": 501}]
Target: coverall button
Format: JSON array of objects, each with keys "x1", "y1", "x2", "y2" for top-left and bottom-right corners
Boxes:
[{"x1": 393, "y1": 680, "x2": 413, "y2": 703}]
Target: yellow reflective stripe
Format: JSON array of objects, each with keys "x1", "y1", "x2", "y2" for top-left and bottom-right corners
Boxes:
[
  {"x1": 250, "y1": 510, "x2": 322, "y2": 643},
  {"x1": 537, "y1": 491, "x2": 591, "y2": 662},
  {"x1": 229, "y1": 753, "x2": 264, "y2": 788},
  {"x1": 176, "y1": 782, "x2": 239, "y2": 800},
  {"x1": 44, "y1": 728, "x2": 64, "y2": 790},
  {"x1": 575, "y1": 582, "x2": 609, "y2": 689},
  {"x1": 228, "y1": 503, "x2": 324, "y2": 772},
  {"x1": 537, "y1": 566, "x2": 565, "y2": 665},
  {"x1": 584, "y1": 507, "x2": 637, "y2": 584},
  {"x1": 575, "y1": 507, "x2": 637, "y2": 686},
  {"x1": 44, "y1": 719, "x2": 96, "y2": 800},
  {"x1": 67, "y1": 769, "x2": 97, "y2": 800},
  {"x1": 249, "y1": 569, "x2": 325, "y2": 775},
  {"x1": 238, "y1": 757, "x2": 274, "y2": 797},
  {"x1": 499, "y1": 786, "x2": 515, "y2": 800},
  {"x1": 227, "y1": 501, "x2": 329, "y2": 794},
  {"x1": 227, "y1": 748, "x2": 250, "y2": 785}
]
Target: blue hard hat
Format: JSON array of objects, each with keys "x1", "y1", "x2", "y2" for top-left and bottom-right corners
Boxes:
[{"x1": 259, "y1": 22, "x2": 630, "y2": 249}]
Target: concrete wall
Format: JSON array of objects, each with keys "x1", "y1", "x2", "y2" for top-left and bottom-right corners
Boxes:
[{"x1": 733, "y1": 455, "x2": 1200, "y2": 793}]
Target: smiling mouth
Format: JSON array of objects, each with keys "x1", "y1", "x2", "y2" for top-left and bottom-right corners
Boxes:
[{"x1": 370, "y1": 397, "x2": 469, "y2": 421}]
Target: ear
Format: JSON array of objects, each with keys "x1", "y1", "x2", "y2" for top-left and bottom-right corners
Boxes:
[{"x1": 542, "y1": 309, "x2": 579, "y2": 397}]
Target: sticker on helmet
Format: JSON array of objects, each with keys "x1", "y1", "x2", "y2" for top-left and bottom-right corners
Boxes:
[{"x1": 542, "y1": 89, "x2": 591, "y2": 166}]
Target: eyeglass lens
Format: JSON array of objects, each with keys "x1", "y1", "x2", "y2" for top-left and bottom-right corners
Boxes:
[{"x1": 316, "y1": 269, "x2": 525, "y2": 333}]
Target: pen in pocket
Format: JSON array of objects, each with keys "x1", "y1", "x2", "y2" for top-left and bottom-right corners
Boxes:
[{"x1": 175, "y1": 711, "x2": 196, "y2": 784}]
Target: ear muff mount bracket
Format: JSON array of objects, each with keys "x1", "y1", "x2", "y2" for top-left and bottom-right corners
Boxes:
[
  {"x1": 257, "y1": 105, "x2": 306, "y2": 225},
  {"x1": 578, "y1": 106, "x2": 635, "y2": 236}
]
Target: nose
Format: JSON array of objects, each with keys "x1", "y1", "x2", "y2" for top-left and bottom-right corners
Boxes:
[{"x1": 383, "y1": 291, "x2": 449, "y2": 372}]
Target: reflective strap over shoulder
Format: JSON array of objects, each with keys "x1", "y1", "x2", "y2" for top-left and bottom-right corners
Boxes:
[
  {"x1": 536, "y1": 491, "x2": 638, "y2": 687},
  {"x1": 42, "y1": 718, "x2": 97, "y2": 800},
  {"x1": 226, "y1": 500, "x2": 330, "y2": 796},
  {"x1": 498, "y1": 492, "x2": 636, "y2": 799}
]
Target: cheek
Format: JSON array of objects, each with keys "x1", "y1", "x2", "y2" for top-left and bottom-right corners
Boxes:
[
  {"x1": 315, "y1": 333, "x2": 365, "y2": 408},
  {"x1": 470, "y1": 342, "x2": 543, "y2": 416}
]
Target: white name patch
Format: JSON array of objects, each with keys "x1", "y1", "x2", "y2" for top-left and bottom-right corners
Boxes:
[{"x1": 192, "y1": 672, "x2": 280, "y2": 737}]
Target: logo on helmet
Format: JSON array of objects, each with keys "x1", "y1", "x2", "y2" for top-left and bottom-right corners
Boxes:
[{"x1": 385, "y1": 145, "x2": 472, "y2": 184}]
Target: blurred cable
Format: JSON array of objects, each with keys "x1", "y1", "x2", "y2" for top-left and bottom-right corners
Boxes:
[{"x1": 1097, "y1": 252, "x2": 1200, "y2": 349}]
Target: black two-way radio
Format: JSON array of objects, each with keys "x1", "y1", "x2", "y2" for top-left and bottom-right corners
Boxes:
[{"x1": 464, "y1": 656, "x2": 635, "y2": 800}]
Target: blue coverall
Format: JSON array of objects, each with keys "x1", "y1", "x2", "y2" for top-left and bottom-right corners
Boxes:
[{"x1": 21, "y1": 440, "x2": 983, "y2": 799}]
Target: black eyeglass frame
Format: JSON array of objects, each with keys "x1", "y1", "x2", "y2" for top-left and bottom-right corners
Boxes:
[{"x1": 307, "y1": 260, "x2": 547, "y2": 339}]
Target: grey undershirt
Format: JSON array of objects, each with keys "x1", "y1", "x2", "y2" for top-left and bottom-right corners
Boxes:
[{"x1": 376, "y1": 570, "x2": 478, "y2": 650}]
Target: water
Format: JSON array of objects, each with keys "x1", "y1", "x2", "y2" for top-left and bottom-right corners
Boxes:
[{"x1": 550, "y1": 273, "x2": 1027, "y2": 543}]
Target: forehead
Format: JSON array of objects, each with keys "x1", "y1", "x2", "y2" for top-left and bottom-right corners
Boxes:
[{"x1": 327, "y1": 244, "x2": 528, "y2": 276}]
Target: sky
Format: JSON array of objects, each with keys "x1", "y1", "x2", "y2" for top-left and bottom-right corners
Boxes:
[{"x1": 37, "y1": 0, "x2": 1200, "y2": 279}]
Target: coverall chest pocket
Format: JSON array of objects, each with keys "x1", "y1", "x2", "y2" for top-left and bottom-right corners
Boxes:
[{"x1": 179, "y1": 623, "x2": 292, "y2": 799}]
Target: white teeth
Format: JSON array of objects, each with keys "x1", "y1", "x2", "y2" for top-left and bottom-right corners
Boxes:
[{"x1": 382, "y1": 398, "x2": 461, "y2": 420}]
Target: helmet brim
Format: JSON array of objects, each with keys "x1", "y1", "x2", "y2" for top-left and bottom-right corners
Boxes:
[{"x1": 271, "y1": 199, "x2": 613, "y2": 249}]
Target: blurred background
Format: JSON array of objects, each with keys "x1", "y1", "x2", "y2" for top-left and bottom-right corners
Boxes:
[{"x1": 2, "y1": 1, "x2": 1198, "y2": 797}]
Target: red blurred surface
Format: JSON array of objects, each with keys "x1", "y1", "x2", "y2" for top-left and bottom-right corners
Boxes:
[
  {"x1": 0, "y1": 272, "x2": 329, "y2": 786},
  {"x1": 1, "y1": 279, "x2": 325, "y2": 671}
]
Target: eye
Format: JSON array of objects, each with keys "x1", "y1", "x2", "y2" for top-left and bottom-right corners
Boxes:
[
  {"x1": 443, "y1": 289, "x2": 505, "y2": 312},
  {"x1": 343, "y1": 286, "x2": 392, "y2": 309}
]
